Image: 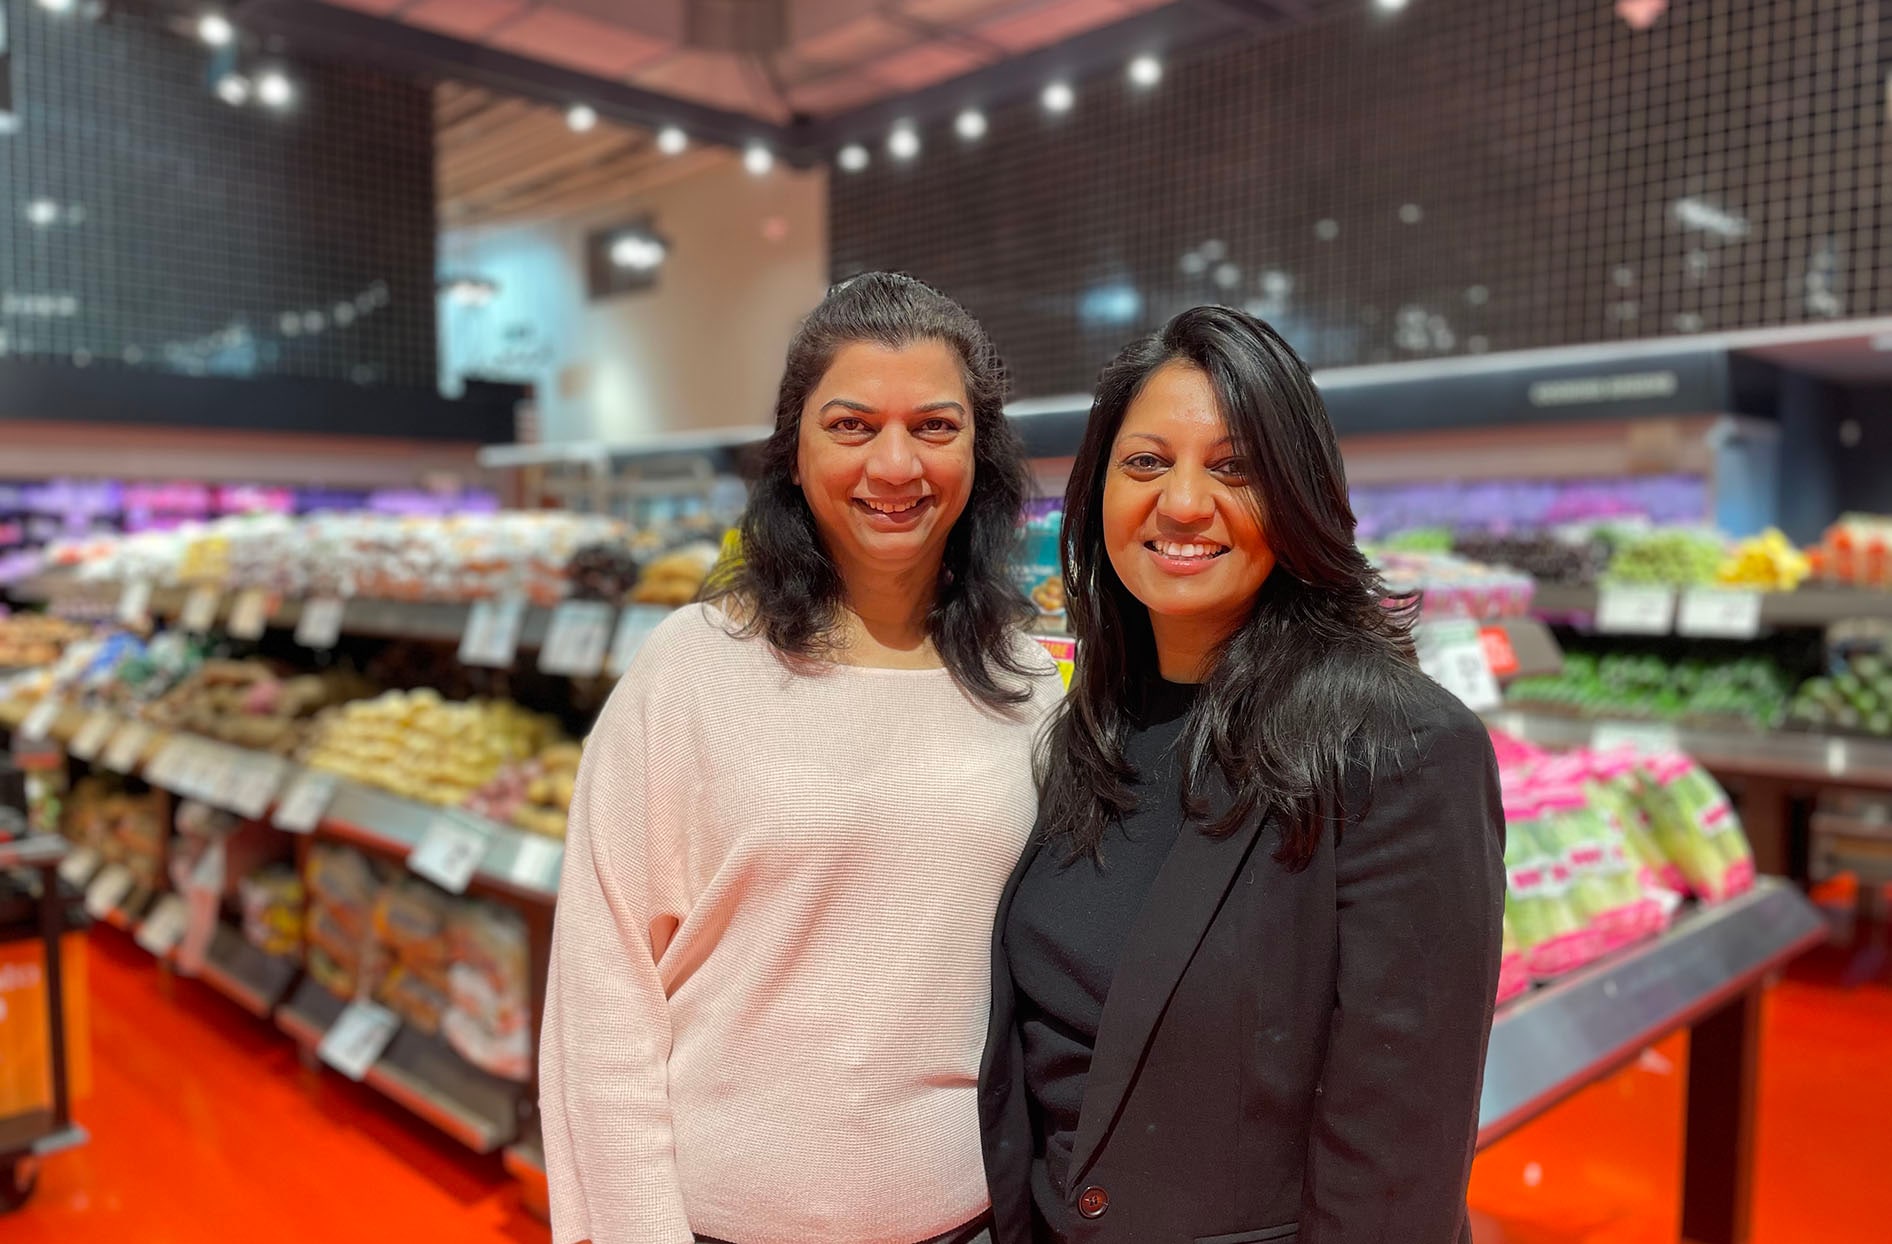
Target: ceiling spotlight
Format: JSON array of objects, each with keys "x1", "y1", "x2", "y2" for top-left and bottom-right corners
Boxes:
[
  {"x1": 1041, "y1": 81, "x2": 1075, "y2": 114},
  {"x1": 197, "y1": 13, "x2": 235, "y2": 47},
  {"x1": 656, "y1": 126, "x2": 687, "y2": 156},
  {"x1": 610, "y1": 235, "x2": 667, "y2": 272},
  {"x1": 35, "y1": 0, "x2": 76, "y2": 13},
  {"x1": 1375, "y1": 0, "x2": 1411, "y2": 10},
  {"x1": 1128, "y1": 55, "x2": 1163, "y2": 88},
  {"x1": 954, "y1": 108, "x2": 987, "y2": 141},
  {"x1": 837, "y1": 143, "x2": 870, "y2": 172},
  {"x1": 25, "y1": 199, "x2": 59, "y2": 227},
  {"x1": 256, "y1": 70, "x2": 294, "y2": 109},
  {"x1": 567, "y1": 104, "x2": 598, "y2": 133},
  {"x1": 215, "y1": 72, "x2": 252, "y2": 106},
  {"x1": 743, "y1": 144, "x2": 774, "y2": 176},
  {"x1": 888, "y1": 124, "x2": 921, "y2": 161}
]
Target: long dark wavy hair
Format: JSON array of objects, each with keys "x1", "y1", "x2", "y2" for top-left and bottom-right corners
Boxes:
[
  {"x1": 704, "y1": 271, "x2": 1039, "y2": 709},
  {"x1": 1039, "y1": 305, "x2": 1427, "y2": 867}
]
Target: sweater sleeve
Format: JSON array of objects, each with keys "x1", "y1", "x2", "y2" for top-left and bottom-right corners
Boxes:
[{"x1": 540, "y1": 654, "x2": 696, "y2": 1244}]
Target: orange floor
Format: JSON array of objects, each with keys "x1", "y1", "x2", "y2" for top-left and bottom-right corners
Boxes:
[{"x1": 6, "y1": 920, "x2": 1890, "y2": 1243}]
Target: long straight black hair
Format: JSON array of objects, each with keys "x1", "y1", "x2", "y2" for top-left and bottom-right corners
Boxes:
[
  {"x1": 1038, "y1": 305, "x2": 1426, "y2": 866},
  {"x1": 704, "y1": 271, "x2": 1039, "y2": 709}
]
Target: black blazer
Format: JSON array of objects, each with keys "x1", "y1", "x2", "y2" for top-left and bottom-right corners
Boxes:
[{"x1": 979, "y1": 683, "x2": 1506, "y2": 1244}]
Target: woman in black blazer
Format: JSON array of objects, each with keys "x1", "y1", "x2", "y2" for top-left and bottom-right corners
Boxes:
[{"x1": 980, "y1": 306, "x2": 1505, "y2": 1244}]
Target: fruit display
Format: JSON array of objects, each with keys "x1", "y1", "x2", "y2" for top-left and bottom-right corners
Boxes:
[
  {"x1": 0, "y1": 613, "x2": 90, "y2": 668},
  {"x1": 443, "y1": 901, "x2": 532, "y2": 1082},
  {"x1": 1450, "y1": 533, "x2": 1611, "y2": 587},
  {"x1": 1603, "y1": 529, "x2": 1725, "y2": 587},
  {"x1": 1789, "y1": 651, "x2": 1892, "y2": 737},
  {"x1": 1635, "y1": 752, "x2": 1757, "y2": 903},
  {"x1": 1805, "y1": 513, "x2": 1892, "y2": 588},
  {"x1": 239, "y1": 867, "x2": 305, "y2": 958},
  {"x1": 629, "y1": 543, "x2": 720, "y2": 606},
  {"x1": 563, "y1": 541, "x2": 642, "y2": 603},
  {"x1": 299, "y1": 689, "x2": 566, "y2": 808},
  {"x1": 64, "y1": 774, "x2": 171, "y2": 891},
  {"x1": 142, "y1": 659, "x2": 377, "y2": 755},
  {"x1": 1506, "y1": 651, "x2": 1790, "y2": 730},
  {"x1": 304, "y1": 843, "x2": 389, "y2": 1001},
  {"x1": 462, "y1": 741, "x2": 581, "y2": 839},
  {"x1": 373, "y1": 880, "x2": 456, "y2": 1035},
  {"x1": 1368, "y1": 549, "x2": 1535, "y2": 620},
  {"x1": 1716, "y1": 528, "x2": 1811, "y2": 591}
]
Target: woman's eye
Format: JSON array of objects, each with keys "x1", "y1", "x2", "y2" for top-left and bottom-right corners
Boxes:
[
  {"x1": 1120, "y1": 454, "x2": 1165, "y2": 474},
  {"x1": 831, "y1": 417, "x2": 871, "y2": 434},
  {"x1": 918, "y1": 418, "x2": 959, "y2": 435},
  {"x1": 1213, "y1": 459, "x2": 1250, "y2": 479}
]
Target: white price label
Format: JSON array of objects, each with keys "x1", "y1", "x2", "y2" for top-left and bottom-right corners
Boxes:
[
  {"x1": 294, "y1": 597, "x2": 348, "y2": 649},
  {"x1": 1596, "y1": 585, "x2": 1676, "y2": 635},
  {"x1": 57, "y1": 845, "x2": 102, "y2": 887},
  {"x1": 69, "y1": 710, "x2": 119, "y2": 761},
  {"x1": 85, "y1": 862, "x2": 136, "y2": 920},
  {"x1": 118, "y1": 578, "x2": 153, "y2": 627},
  {"x1": 230, "y1": 754, "x2": 289, "y2": 819},
  {"x1": 539, "y1": 601, "x2": 615, "y2": 678},
  {"x1": 458, "y1": 596, "x2": 528, "y2": 669},
  {"x1": 204, "y1": 748, "x2": 247, "y2": 812},
  {"x1": 1591, "y1": 721, "x2": 1681, "y2": 755},
  {"x1": 181, "y1": 585, "x2": 221, "y2": 633},
  {"x1": 20, "y1": 696, "x2": 63, "y2": 742},
  {"x1": 102, "y1": 720, "x2": 155, "y2": 774},
  {"x1": 228, "y1": 588, "x2": 275, "y2": 640},
  {"x1": 318, "y1": 1000, "x2": 400, "y2": 1082},
  {"x1": 135, "y1": 893, "x2": 190, "y2": 957},
  {"x1": 1416, "y1": 621, "x2": 1503, "y2": 713},
  {"x1": 408, "y1": 816, "x2": 495, "y2": 894},
  {"x1": 608, "y1": 605, "x2": 670, "y2": 677},
  {"x1": 146, "y1": 738, "x2": 187, "y2": 789},
  {"x1": 273, "y1": 769, "x2": 339, "y2": 834},
  {"x1": 1676, "y1": 588, "x2": 1764, "y2": 640},
  {"x1": 509, "y1": 833, "x2": 564, "y2": 891}
]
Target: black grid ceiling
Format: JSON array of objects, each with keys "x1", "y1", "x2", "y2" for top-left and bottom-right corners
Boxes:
[{"x1": 831, "y1": 0, "x2": 1888, "y2": 399}]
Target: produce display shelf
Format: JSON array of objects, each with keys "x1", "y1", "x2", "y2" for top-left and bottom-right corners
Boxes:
[
  {"x1": 196, "y1": 922, "x2": 299, "y2": 1019},
  {"x1": 1531, "y1": 582, "x2": 1892, "y2": 627},
  {"x1": 0, "y1": 1111, "x2": 87, "y2": 1161},
  {"x1": 0, "y1": 700, "x2": 565, "y2": 903},
  {"x1": 1485, "y1": 710, "x2": 1892, "y2": 792},
  {"x1": 276, "y1": 978, "x2": 523, "y2": 1154}
]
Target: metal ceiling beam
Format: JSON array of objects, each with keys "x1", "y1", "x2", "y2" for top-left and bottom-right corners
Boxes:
[{"x1": 230, "y1": 0, "x2": 793, "y2": 154}]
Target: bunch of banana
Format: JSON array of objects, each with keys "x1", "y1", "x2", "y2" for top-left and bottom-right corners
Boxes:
[{"x1": 1716, "y1": 528, "x2": 1810, "y2": 592}]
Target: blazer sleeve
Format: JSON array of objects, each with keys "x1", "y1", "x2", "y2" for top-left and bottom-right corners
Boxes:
[
  {"x1": 1300, "y1": 699, "x2": 1506, "y2": 1243},
  {"x1": 540, "y1": 663, "x2": 696, "y2": 1244}
]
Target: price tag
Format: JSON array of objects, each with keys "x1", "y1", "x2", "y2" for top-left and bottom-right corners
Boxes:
[
  {"x1": 273, "y1": 769, "x2": 339, "y2": 834},
  {"x1": 295, "y1": 596, "x2": 348, "y2": 649},
  {"x1": 203, "y1": 747, "x2": 247, "y2": 812},
  {"x1": 1596, "y1": 585, "x2": 1676, "y2": 635},
  {"x1": 69, "y1": 709, "x2": 119, "y2": 761},
  {"x1": 181, "y1": 585, "x2": 221, "y2": 633},
  {"x1": 317, "y1": 1000, "x2": 400, "y2": 1082},
  {"x1": 229, "y1": 753, "x2": 288, "y2": 819},
  {"x1": 58, "y1": 845, "x2": 102, "y2": 887},
  {"x1": 20, "y1": 695, "x2": 63, "y2": 742},
  {"x1": 1416, "y1": 621, "x2": 1503, "y2": 712},
  {"x1": 1591, "y1": 721, "x2": 1681, "y2": 755},
  {"x1": 1478, "y1": 626, "x2": 1520, "y2": 679},
  {"x1": 458, "y1": 596, "x2": 528, "y2": 669},
  {"x1": 145, "y1": 737, "x2": 186, "y2": 789},
  {"x1": 118, "y1": 578, "x2": 153, "y2": 627},
  {"x1": 408, "y1": 816, "x2": 495, "y2": 894},
  {"x1": 1677, "y1": 588, "x2": 1764, "y2": 640},
  {"x1": 135, "y1": 893, "x2": 189, "y2": 957},
  {"x1": 228, "y1": 588, "x2": 275, "y2": 640},
  {"x1": 102, "y1": 720, "x2": 155, "y2": 774},
  {"x1": 509, "y1": 833, "x2": 564, "y2": 890},
  {"x1": 85, "y1": 862, "x2": 136, "y2": 920},
  {"x1": 539, "y1": 601, "x2": 615, "y2": 678},
  {"x1": 608, "y1": 605, "x2": 670, "y2": 677}
]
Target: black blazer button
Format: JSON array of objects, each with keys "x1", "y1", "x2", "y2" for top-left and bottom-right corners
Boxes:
[{"x1": 1077, "y1": 1185, "x2": 1109, "y2": 1219}]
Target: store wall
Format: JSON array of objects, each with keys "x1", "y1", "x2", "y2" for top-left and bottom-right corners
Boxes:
[
  {"x1": 0, "y1": 2, "x2": 436, "y2": 387},
  {"x1": 439, "y1": 158, "x2": 827, "y2": 443},
  {"x1": 831, "y1": 0, "x2": 1887, "y2": 398}
]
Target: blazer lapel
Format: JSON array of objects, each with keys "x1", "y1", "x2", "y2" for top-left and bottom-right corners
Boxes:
[
  {"x1": 1064, "y1": 805, "x2": 1269, "y2": 1186},
  {"x1": 981, "y1": 833, "x2": 1046, "y2": 1091}
]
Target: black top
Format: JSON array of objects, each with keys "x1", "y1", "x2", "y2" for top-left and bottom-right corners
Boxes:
[{"x1": 1004, "y1": 678, "x2": 1199, "y2": 1238}]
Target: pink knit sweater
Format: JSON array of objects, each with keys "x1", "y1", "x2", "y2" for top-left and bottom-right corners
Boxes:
[{"x1": 540, "y1": 603, "x2": 1064, "y2": 1244}]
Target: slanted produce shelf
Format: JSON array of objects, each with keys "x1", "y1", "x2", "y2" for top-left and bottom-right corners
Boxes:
[
  {"x1": 1531, "y1": 582, "x2": 1892, "y2": 627},
  {"x1": 195, "y1": 922, "x2": 300, "y2": 1019}
]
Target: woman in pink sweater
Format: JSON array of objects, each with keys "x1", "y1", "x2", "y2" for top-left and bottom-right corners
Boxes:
[{"x1": 540, "y1": 273, "x2": 1066, "y2": 1244}]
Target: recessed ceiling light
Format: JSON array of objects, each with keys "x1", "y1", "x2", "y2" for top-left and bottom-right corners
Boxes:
[
  {"x1": 215, "y1": 73, "x2": 252, "y2": 106},
  {"x1": 744, "y1": 144, "x2": 774, "y2": 176},
  {"x1": 566, "y1": 104, "x2": 597, "y2": 133},
  {"x1": 657, "y1": 126, "x2": 687, "y2": 156},
  {"x1": 888, "y1": 125, "x2": 921, "y2": 160},
  {"x1": 1128, "y1": 55, "x2": 1163, "y2": 88},
  {"x1": 36, "y1": 0, "x2": 77, "y2": 13},
  {"x1": 1376, "y1": 0, "x2": 1411, "y2": 11},
  {"x1": 256, "y1": 70, "x2": 294, "y2": 109},
  {"x1": 610, "y1": 235, "x2": 666, "y2": 271},
  {"x1": 197, "y1": 13, "x2": 235, "y2": 47},
  {"x1": 837, "y1": 143, "x2": 869, "y2": 172},
  {"x1": 25, "y1": 199, "x2": 59, "y2": 227},
  {"x1": 954, "y1": 109, "x2": 987, "y2": 141},
  {"x1": 1041, "y1": 81, "x2": 1075, "y2": 114}
]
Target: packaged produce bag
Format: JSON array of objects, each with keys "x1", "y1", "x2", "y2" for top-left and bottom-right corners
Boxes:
[
  {"x1": 1634, "y1": 753, "x2": 1756, "y2": 903},
  {"x1": 1533, "y1": 775, "x2": 1668, "y2": 951},
  {"x1": 1584, "y1": 748, "x2": 1689, "y2": 895},
  {"x1": 1502, "y1": 796, "x2": 1606, "y2": 979},
  {"x1": 1495, "y1": 916, "x2": 1531, "y2": 1007}
]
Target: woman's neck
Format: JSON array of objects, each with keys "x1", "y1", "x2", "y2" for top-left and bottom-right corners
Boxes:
[
  {"x1": 1149, "y1": 610, "x2": 1241, "y2": 683},
  {"x1": 833, "y1": 556, "x2": 941, "y2": 668}
]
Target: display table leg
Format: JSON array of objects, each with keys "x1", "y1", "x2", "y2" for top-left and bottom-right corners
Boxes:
[{"x1": 1681, "y1": 984, "x2": 1763, "y2": 1244}]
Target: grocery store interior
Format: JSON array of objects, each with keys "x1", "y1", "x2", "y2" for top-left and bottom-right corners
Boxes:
[{"x1": 3, "y1": 0, "x2": 1891, "y2": 1240}]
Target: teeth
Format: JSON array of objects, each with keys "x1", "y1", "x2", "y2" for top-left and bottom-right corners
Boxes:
[
  {"x1": 863, "y1": 498, "x2": 923, "y2": 513},
  {"x1": 1153, "y1": 541, "x2": 1224, "y2": 558}
]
